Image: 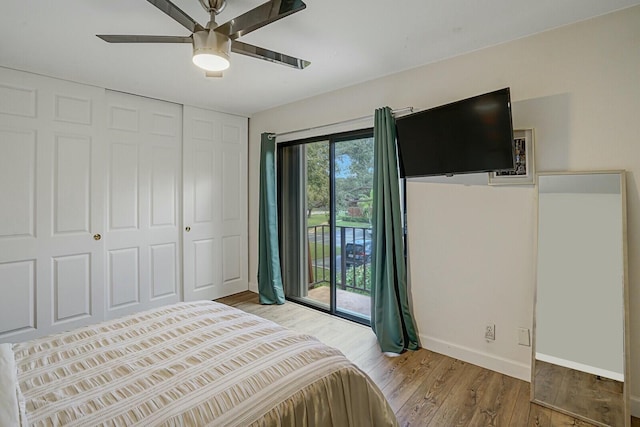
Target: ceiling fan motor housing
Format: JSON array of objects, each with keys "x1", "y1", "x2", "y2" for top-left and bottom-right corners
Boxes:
[{"x1": 192, "y1": 30, "x2": 231, "y2": 71}]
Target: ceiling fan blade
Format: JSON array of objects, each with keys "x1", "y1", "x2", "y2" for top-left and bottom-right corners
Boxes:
[
  {"x1": 146, "y1": 0, "x2": 205, "y2": 33},
  {"x1": 231, "y1": 40, "x2": 310, "y2": 69},
  {"x1": 97, "y1": 35, "x2": 193, "y2": 43},
  {"x1": 215, "y1": 0, "x2": 306, "y2": 40}
]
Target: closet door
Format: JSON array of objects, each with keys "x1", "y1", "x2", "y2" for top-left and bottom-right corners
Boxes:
[
  {"x1": 105, "y1": 91, "x2": 182, "y2": 319},
  {"x1": 0, "y1": 68, "x2": 106, "y2": 342},
  {"x1": 183, "y1": 106, "x2": 247, "y2": 301}
]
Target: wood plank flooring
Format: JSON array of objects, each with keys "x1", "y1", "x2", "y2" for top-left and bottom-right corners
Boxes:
[{"x1": 216, "y1": 292, "x2": 638, "y2": 427}]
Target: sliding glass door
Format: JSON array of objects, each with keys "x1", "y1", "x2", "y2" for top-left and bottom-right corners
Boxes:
[{"x1": 278, "y1": 130, "x2": 374, "y2": 323}]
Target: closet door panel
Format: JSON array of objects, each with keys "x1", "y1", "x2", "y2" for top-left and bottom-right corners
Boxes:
[
  {"x1": 0, "y1": 83, "x2": 37, "y2": 117},
  {"x1": 222, "y1": 236, "x2": 241, "y2": 284},
  {"x1": 193, "y1": 238, "x2": 221, "y2": 291},
  {"x1": 105, "y1": 91, "x2": 181, "y2": 319},
  {"x1": 108, "y1": 247, "x2": 140, "y2": 308},
  {"x1": 0, "y1": 129, "x2": 36, "y2": 239},
  {"x1": 220, "y1": 136, "x2": 247, "y2": 292},
  {"x1": 183, "y1": 106, "x2": 247, "y2": 301},
  {"x1": 0, "y1": 79, "x2": 40, "y2": 340},
  {"x1": 0, "y1": 68, "x2": 106, "y2": 342},
  {"x1": 0, "y1": 260, "x2": 36, "y2": 336},
  {"x1": 53, "y1": 134, "x2": 92, "y2": 234},
  {"x1": 222, "y1": 150, "x2": 241, "y2": 224},
  {"x1": 39, "y1": 80, "x2": 106, "y2": 336},
  {"x1": 109, "y1": 141, "x2": 140, "y2": 231},
  {"x1": 151, "y1": 146, "x2": 178, "y2": 228},
  {"x1": 150, "y1": 243, "x2": 178, "y2": 299},
  {"x1": 52, "y1": 253, "x2": 91, "y2": 323},
  {"x1": 183, "y1": 119, "x2": 222, "y2": 300}
]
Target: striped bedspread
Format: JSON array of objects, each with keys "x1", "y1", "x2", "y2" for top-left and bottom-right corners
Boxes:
[{"x1": 12, "y1": 301, "x2": 398, "y2": 426}]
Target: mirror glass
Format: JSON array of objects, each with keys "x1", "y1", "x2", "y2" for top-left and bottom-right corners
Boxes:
[{"x1": 533, "y1": 171, "x2": 629, "y2": 426}]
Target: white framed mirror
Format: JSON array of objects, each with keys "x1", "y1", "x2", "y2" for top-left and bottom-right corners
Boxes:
[{"x1": 532, "y1": 171, "x2": 629, "y2": 427}]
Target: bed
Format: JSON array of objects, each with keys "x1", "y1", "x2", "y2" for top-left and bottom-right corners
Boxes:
[{"x1": 1, "y1": 300, "x2": 398, "y2": 426}]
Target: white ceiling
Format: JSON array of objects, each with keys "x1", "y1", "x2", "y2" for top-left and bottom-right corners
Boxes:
[{"x1": 1, "y1": 0, "x2": 639, "y2": 116}]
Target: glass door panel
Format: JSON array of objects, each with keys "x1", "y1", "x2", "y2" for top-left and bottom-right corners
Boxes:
[
  {"x1": 334, "y1": 137, "x2": 374, "y2": 319},
  {"x1": 278, "y1": 131, "x2": 373, "y2": 324},
  {"x1": 279, "y1": 141, "x2": 331, "y2": 310}
]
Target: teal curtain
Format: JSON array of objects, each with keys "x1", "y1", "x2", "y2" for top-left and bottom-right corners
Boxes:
[
  {"x1": 371, "y1": 107, "x2": 419, "y2": 353},
  {"x1": 258, "y1": 133, "x2": 285, "y2": 304}
]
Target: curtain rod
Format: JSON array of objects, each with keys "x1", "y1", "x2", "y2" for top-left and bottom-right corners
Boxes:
[{"x1": 267, "y1": 106, "x2": 414, "y2": 140}]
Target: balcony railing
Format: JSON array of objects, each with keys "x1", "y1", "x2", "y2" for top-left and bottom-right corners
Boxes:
[{"x1": 307, "y1": 224, "x2": 371, "y2": 296}]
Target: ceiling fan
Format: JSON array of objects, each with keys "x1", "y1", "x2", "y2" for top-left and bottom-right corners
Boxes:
[{"x1": 97, "y1": 0, "x2": 310, "y2": 77}]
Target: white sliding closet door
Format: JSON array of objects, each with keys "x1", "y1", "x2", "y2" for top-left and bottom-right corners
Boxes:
[
  {"x1": 0, "y1": 68, "x2": 106, "y2": 342},
  {"x1": 105, "y1": 91, "x2": 182, "y2": 318},
  {"x1": 183, "y1": 106, "x2": 247, "y2": 301}
]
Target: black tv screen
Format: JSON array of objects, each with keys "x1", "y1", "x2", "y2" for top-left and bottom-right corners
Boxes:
[{"x1": 395, "y1": 88, "x2": 515, "y2": 178}]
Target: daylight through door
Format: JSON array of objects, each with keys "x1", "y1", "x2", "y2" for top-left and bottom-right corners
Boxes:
[{"x1": 278, "y1": 130, "x2": 374, "y2": 323}]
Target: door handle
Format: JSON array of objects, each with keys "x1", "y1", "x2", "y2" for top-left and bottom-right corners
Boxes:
[
  {"x1": 93, "y1": 234, "x2": 102, "y2": 241},
  {"x1": 185, "y1": 226, "x2": 191, "y2": 232}
]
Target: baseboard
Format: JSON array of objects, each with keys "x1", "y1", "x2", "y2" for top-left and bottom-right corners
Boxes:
[
  {"x1": 419, "y1": 333, "x2": 530, "y2": 382},
  {"x1": 631, "y1": 395, "x2": 640, "y2": 418}
]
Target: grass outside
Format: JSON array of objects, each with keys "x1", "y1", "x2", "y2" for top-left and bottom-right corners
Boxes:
[
  {"x1": 307, "y1": 213, "x2": 371, "y2": 230},
  {"x1": 310, "y1": 266, "x2": 331, "y2": 286},
  {"x1": 307, "y1": 213, "x2": 329, "y2": 227},
  {"x1": 309, "y1": 243, "x2": 340, "y2": 260}
]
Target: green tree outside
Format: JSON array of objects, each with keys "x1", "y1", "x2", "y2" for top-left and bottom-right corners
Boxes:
[
  {"x1": 305, "y1": 137, "x2": 374, "y2": 221},
  {"x1": 305, "y1": 142, "x2": 330, "y2": 218}
]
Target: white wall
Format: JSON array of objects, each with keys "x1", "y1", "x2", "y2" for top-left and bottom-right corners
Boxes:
[{"x1": 248, "y1": 5, "x2": 640, "y2": 413}]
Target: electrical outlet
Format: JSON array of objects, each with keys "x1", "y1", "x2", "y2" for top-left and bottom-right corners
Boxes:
[{"x1": 485, "y1": 324, "x2": 495, "y2": 341}]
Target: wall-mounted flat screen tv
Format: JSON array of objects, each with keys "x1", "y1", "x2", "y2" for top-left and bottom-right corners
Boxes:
[{"x1": 395, "y1": 88, "x2": 515, "y2": 178}]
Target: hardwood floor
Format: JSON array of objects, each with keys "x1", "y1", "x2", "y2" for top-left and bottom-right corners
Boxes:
[{"x1": 216, "y1": 292, "x2": 638, "y2": 427}]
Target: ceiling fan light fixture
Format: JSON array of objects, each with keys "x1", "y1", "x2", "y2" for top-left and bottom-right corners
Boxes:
[
  {"x1": 193, "y1": 52, "x2": 230, "y2": 71},
  {"x1": 192, "y1": 30, "x2": 231, "y2": 72}
]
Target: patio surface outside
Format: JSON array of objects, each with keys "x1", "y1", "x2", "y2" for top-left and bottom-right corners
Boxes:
[{"x1": 307, "y1": 286, "x2": 371, "y2": 318}]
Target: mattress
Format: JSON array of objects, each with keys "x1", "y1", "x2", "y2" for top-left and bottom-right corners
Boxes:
[{"x1": 5, "y1": 300, "x2": 397, "y2": 426}]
